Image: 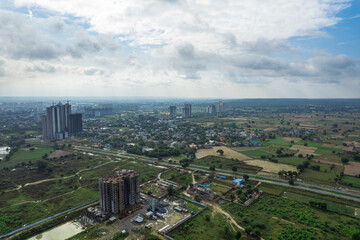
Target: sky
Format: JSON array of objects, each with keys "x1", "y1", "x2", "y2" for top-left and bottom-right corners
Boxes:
[{"x1": 0, "y1": 0, "x2": 359, "y2": 98}]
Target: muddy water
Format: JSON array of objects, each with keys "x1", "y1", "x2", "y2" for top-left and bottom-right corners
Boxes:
[{"x1": 27, "y1": 221, "x2": 83, "y2": 240}]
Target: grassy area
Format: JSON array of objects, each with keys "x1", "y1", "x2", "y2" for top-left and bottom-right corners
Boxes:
[
  {"x1": 161, "y1": 169, "x2": 182, "y2": 180},
  {"x1": 68, "y1": 225, "x2": 110, "y2": 240},
  {"x1": 299, "y1": 164, "x2": 343, "y2": 186},
  {"x1": 80, "y1": 160, "x2": 163, "y2": 184},
  {"x1": 141, "y1": 183, "x2": 166, "y2": 198},
  {"x1": 258, "y1": 183, "x2": 284, "y2": 196},
  {"x1": 169, "y1": 208, "x2": 236, "y2": 240},
  {"x1": 342, "y1": 176, "x2": 360, "y2": 188},
  {"x1": 220, "y1": 194, "x2": 359, "y2": 240},
  {"x1": 172, "y1": 173, "x2": 192, "y2": 188},
  {"x1": 239, "y1": 149, "x2": 272, "y2": 158},
  {"x1": 1, "y1": 147, "x2": 53, "y2": 168}
]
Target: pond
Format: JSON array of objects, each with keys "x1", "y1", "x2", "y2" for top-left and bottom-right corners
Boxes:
[{"x1": 27, "y1": 221, "x2": 83, "y2": 240}]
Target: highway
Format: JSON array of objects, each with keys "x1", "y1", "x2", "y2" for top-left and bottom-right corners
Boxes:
[{"x1": 75, "y1": 146, "x2": 360, "y2": 202}]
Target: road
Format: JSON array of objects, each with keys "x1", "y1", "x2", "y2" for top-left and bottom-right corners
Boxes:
[{"x1": 74, "y1": 146, "x2": 360, "y2": 202}]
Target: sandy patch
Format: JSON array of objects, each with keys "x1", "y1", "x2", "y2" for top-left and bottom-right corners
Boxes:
[
  {"x1": 196, "y1": 146, "x2": 251, "y2": 160},
  {"x1": 283, "y1": 137, "x2": 301, "y2": 143},
  {"x1": 244, "y1": 159, "x2": 297, "y2": 173},
  {"x1": 49, "y1": 150, "x2": 71, "y2": 159},
  {"x1": 289, "y1": 145, "x2": 318, "y2": 156},
  {"x1": 344, "y1": 162, "x2": 360, "y2": 176}
]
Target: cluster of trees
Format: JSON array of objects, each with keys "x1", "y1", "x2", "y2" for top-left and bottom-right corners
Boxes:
[
  {"x1": 309, "y1": 201, "x2": 327, "y2": 210},
  {"x1": 278, "y1": 170, "x2": 298, "y2": 178}
]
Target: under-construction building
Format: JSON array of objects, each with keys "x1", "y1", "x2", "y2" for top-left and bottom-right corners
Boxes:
[{"x1": 99, "y1": 170, "x2": 140, "y2": 214}]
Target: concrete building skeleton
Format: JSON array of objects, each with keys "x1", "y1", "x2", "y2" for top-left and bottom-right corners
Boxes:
[{"x1": 99, "y1": 170, "x2": 140, "y2": 214}]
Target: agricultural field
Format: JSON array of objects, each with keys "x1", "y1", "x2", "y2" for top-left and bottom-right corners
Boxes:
[
  {"x1": 196, "y1": 146, "x2": 251, "y2": 160},
  {"x1": 289, "y1": 145, "x2": 318, "y2": 157},
  {"x1": 243, "y1": 159, "x2": 297, "y2": 173},
  {"x1": 344, "y1": 162, "x2": 360, "y2": 176},
  {"x1": 194, "y1": 155, "x2": 261, "y2": 174}
]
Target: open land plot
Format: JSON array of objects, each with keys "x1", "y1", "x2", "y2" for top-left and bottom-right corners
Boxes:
[
  {"x1": 196, "y1": 146, "x2": 251, "y2": 160},
  {"x1": 235, "y1": 149, "x2": 272, "y2": 158},
  {"x1": 243, "y1": 159, "x2": 297, "y2": 173},
  {"x1": 344, "y1": 162, "x2": 360, "y2": 176},
  {"x1": 209, "y1": 182, "x2": 233, "y2": 195},
  {"x1": 220, "y1": 194, "x2": 360, "y2": 240},
  {"x1": 49, "y1": 150, "x2": 72, "y2": 159},
  {"x1": 289, "y1": 145, "x2": 318, "y2": 156},
  {"x1": 169, "y1": 208, "x2": 236, "y2": 240},
  {"x1": 80, "y1": 160, "x2": 163, "y2": 184},
  {"x1": 161, "y1": 169, "x2": 182, "y2": 180},
  {"x1": 171, "y1": 172, "x2": 192, "y2": 188},
  {"x1": 0, "y1": 181, "x2": 98, "y2": 235},
  {"x1": 282, "y1": 191, "x2": 359, "y2": 218},
  {"x1": 299, "y1": 164, "x2": 343, "y2": 186},
  {"x1": 194, "y1": 156, "x2": 261, "y2": 174},
  {"x1": 140, "y1": 182, "x2": 166, "y2": 198},
  {"x1": 283, "y1": 137, "x2": 302, "y2": 143},
  {"x1": 0, "y1": 147, "x2": 53, "y2": 168}
]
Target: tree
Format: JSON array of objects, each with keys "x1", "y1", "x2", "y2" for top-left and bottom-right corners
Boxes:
[
  {"x1": 236, "y1": 231, "x2": 242, "y2": 240},
  {"x1": 245, "y1": 226, "x2": 252, "y2": 235},
  {"x1": 352, "y1": 232, "x2": 360, "y2": 240},
  {"x1": 217, "y1": 149, "x2": 224, "y2": 155},
  {"x1": 167, "y1": 184, "x2": 174, "y2": 196},
  {"x1": 243, "y1": 174, "x2": 249, "y2": 181},
  {"x1": 289, "y1": 178, "x2": 294, "y2": 185},
  {"x1": 205, "y1": 214, "x2": 211, "y2": 221},
  {"x1": 209, "y1": 166, "x2": 215, "y2": 171},
  {"x1": 232, "y1": 166, "x2": 238, "y2": 172},
  {"x1": 341, "y1": 158, "x2": 349, "y2": 164},
  {"x1": 194, "y1": 194, "x2": 202, "y2": 202}
]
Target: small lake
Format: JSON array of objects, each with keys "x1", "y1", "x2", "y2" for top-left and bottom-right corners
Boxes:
[{"x1": 27, "y1": 221, "x2": 83, "y2": 240}]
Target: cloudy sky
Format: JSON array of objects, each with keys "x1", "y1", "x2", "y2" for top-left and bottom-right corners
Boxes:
[{"x1": 0, "y1": 0, "x2": 359, "y2": 98}]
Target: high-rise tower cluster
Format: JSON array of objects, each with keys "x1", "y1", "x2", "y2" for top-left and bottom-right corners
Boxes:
[
  {"x1": 99, "y1": 169, "x2": 140, "y2": 214},
  {"x1": 42, "y1": 102, "x2": 82, "y2": 140},
  {"x1": 182, "y1": 103, "x2": 192, "y2": 118}
]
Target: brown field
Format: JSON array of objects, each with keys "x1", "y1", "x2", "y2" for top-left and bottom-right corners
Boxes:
[
  {"x1": 196, "y1": 146, "x2": 251, "y2": 160},
  {"x1": 344, "y1": 162, "x2": 360, "y2": 176},
  {"x1": 283, "y1": 137, "x2": 301, "y2": 143},
  {"x1": 264, "y1": 127, "x2": 276, "y2": 131},
  {"x1": 289, "y1": 145, "x2": 318, "y2": 156},
  {"x1": 49, "y1": 150, "x2": 72, "y2": 159},
  {"x1": 243, "y1": 159, "x2": 297, "y2": 173}
]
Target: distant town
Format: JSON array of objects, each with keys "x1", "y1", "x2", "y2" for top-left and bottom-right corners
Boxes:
[{"x1": 0, "y1": 98, "x2": 360, "y2": 240}]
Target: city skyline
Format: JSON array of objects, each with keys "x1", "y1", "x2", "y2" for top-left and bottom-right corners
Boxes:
[{"x1": 0, "y1": 0, "x2": 359, "y2": 98}]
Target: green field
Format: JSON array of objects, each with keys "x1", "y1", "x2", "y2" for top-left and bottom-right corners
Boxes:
[
  {"x1": 1, "y1": 147, "x2": 53, "y2": 168},
  {"x1": 169, "y1": 208, "x2": 236, "y2": 240},
  {"x1": 342, "y1": 176, "x2": 360, "y2": 188},
  {"x1": 141, "y1": 182, "x2": 166, "y2": 197},
  {"x1": 220, "y1": 194, "x2": 359, "y2": 239}
]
